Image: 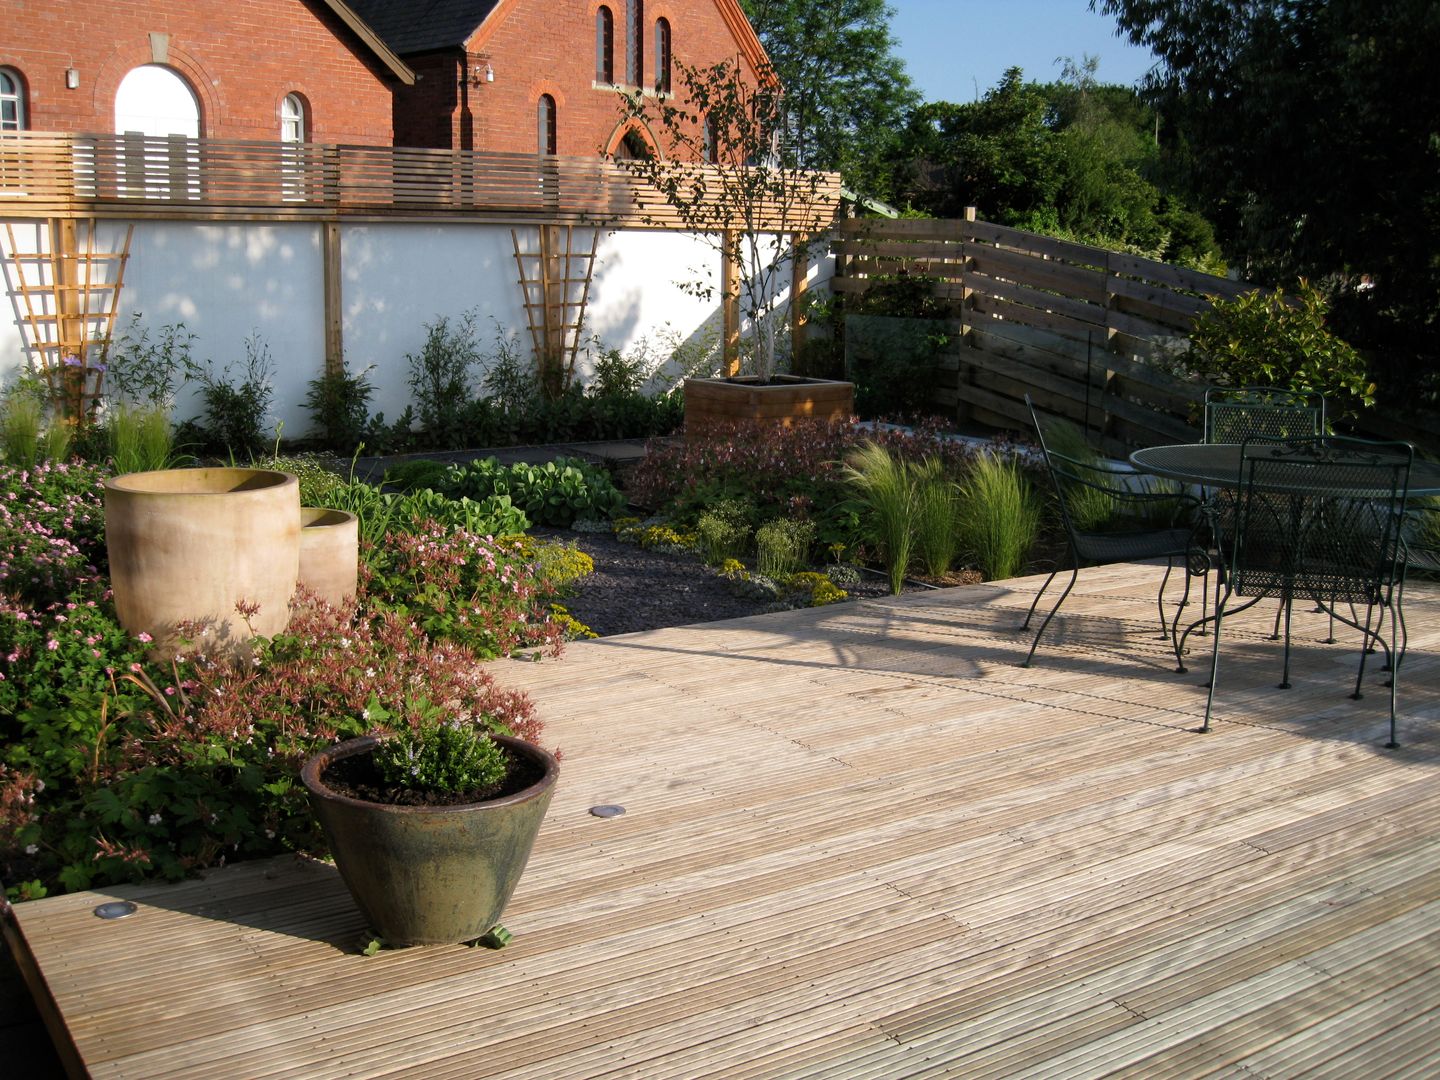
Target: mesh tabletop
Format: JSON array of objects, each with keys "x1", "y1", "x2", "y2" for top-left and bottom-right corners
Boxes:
[{"x1": 1131, "y1": 443, "x2": 1440, "y2": 497}]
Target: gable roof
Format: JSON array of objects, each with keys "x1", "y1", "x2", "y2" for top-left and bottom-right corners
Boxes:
[
  {"x1": 319, "y1": 0, "x2": 418, "y2": 83},
  {"x1": 344, "y1": 0, "x2": 768, "y2": 75},
  {"x1": 343, "y1": 0, "x2": 502, "y2": 55}
]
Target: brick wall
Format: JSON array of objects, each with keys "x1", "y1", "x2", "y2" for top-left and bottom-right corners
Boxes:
[
  {"x1": 398, "y1": 0, "x2": 759, "y2": 158},
  {"x1": 0, "y1": 0, "x2": 396, "y2": 144}
]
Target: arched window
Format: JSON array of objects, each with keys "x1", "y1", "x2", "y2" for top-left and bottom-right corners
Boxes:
[
  {"x1": 626, "y1": 0, "x2": 644, "y2": 87},
  {"x1": 654, "y1": 18, "x2": 671, "y2": 94},
  {"x1": 280, "y1": 94, "x2": 306, "y2": 143},
  {"x1": 0, "y1": 69, "x2": 25, "y2": 131},
  {"x1": 115, "y1": 65, "x2": 200, "y2": 136},
  {"x1": 703, "y1": 113, "x2": 720, "y2": 164},
  {"x1": 596, "y1": 7, "x2": 614, "y2": 84},
  {"x1": 537, "y1": 94, "x2": 556, "y2": 155}
]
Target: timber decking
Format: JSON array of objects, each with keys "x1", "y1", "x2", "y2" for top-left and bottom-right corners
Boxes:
[{"x1": 11, "y1": 563, "x2": 1440, "y2": 1078}]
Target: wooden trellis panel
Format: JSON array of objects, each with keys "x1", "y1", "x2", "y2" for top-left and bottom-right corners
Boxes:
[
  {"x1": 2, "y1": 218, "x2": 132, "y2": 420},
  {"x1": 511, "y1": 225, "x2": 598, "y2": 396}
]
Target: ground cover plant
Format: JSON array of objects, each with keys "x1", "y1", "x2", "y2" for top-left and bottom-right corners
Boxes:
[
  {"x1": 629, "y1": 416, "x2": 999, "y2": 562},
  {"x1": 0, "y1": 458, "x2": 578, "y2": 901}
]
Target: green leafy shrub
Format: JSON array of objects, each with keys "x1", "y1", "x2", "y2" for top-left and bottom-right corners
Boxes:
[
  {"x1": 955, "y1": 452, "x2": 1042, "y2": 581},
  {"x1": 253, "y1": 454, "x2": 347, "y2": 506},
  {"x1": 302, "y1": 363, "x2": 376, "y2": 453},
  {"x1": 409, "y1": 311, "x2": 485, "y2": 448},
  {"x1": 103, "y1": 315, "x2": 201, "y2": 408},
  {"x1": 382, "y1": 458, "x2": 451, "y2": 492},
  {"x1": 191, "y1": 333, "x2": 275, "y2": 458},
  {"x1": 441, "y1": 456, "x2": 626, "y2": 527},
  {"x1": 1188, "y1": 282, "x2": 1376, "y2": 418},
  {"x1": 371, "y1": 721, "x2": 510, "y2": 797}
]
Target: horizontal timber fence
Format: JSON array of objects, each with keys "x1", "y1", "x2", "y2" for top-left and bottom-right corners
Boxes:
[
  {"x1": 0, "y1": 132, "x2": 842, "y2": 230},
  {"x1": 831, "y1": 214, "x2": 1252, "y2": 455},
  {"x1": 832, "y1": 215, "x2": 1440, "y2": 456}
]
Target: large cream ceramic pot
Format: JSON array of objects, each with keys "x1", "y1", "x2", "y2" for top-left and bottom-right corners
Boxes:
[{"x1": 104, "y1": 468, "x2": 300, "y2": 658}]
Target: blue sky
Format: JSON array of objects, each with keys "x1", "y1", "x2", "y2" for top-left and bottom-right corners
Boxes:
[{"x1": 888, "y1": 0, "x2": 1158, "y2": 103}]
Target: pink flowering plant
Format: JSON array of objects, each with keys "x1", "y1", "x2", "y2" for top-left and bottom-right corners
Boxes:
[{"x1": 1, "y1": 461, "x2": 562, "y2": 899}]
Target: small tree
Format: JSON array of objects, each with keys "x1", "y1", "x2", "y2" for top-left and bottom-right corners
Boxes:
[{"x1": 617, "y1": 58, "x2": 837, "y2": 379}]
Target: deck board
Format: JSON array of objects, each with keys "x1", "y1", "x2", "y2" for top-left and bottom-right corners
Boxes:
[{"x1": 10, "y1": 563, "x2": 1440, "y2": 1077}]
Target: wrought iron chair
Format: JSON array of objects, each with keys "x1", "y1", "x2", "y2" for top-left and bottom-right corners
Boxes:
[
  {"x1": 1020, "y1": 396, "x2": 1205, "y2": 667},
  {"x1": 1198, "y1": 386, "x2": 1328, "y2": 640},
  {"x1": 1197, "y1": 436, "x2": 1412, "y2": 746}
]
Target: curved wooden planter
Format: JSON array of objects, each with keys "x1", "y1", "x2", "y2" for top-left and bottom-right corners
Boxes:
[
  {"x1": 298, "y1": 508, "x2": 359, "y2": 608},
  {"x1": 301, "y1": 735, "x2": 559, "y2": 947},
  {"x1": 103, "y1": 467, "x2": 300, "y2": 658}
]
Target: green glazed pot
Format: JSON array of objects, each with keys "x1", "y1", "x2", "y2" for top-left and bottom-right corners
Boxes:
[{"x1": 302, "y1": 734, "x2": 558, "y2": 947}]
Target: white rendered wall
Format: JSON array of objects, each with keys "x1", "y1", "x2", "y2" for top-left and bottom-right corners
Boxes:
[{"x1": 1, "y1": 218, "x2": 837, "y2": 438}]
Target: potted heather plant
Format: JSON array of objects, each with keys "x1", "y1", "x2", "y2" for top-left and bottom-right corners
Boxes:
[{"x1": 302, "y1": 703, "x2": 558, "y2": 949}]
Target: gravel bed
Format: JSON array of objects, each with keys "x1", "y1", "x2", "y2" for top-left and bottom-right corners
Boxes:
[{"x1": 538, "y1": 528, "x2": 924, "y2": 637}]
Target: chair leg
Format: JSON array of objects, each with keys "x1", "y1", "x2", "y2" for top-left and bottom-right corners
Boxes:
[
  {"x1": 1201, "y1": 589, "x2": 1231, "y2": 734},
  {"x1": 1021, "y1": 566, "x2": 1078, "y2": 668},
  {"x1": 1154, "y1": 559, "x2": 1178, "y2": 638},
  {"x1": 1278, "y1": 596, "x2": 1294, "y2": 690}
]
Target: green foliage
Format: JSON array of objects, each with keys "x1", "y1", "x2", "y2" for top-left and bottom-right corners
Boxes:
[
  {"x1": 738, "y1": 0, "x2": 921, "y2": 195},
  {"x1": 407, "y1": 310, "x2": 485, "y2": 448},
  {"x1": 843, "y1": 442, "x2": 917, "y2": 594},
  {"x1": 1099, "y1": 0, "x2": 1440, "y2": 400},
  {"x1": 617, "y1": 58, "x2": 836, "y2": 378},
  {"x1": 440, "y1": 456, "x2": 626, "y2": 527},
  {"x1": 955, "y1": 453, "x2": 1042, "y2": 581},
  {"x1": 0, "y1": 455, "x2": 570, "y2": 899},
  {"x1": 192, "y1": 333, "x2": 276, "y2": 458},
  {"x1": 695, "y1": 498, "x2": 756, "y2": 565},
  {"x1": 253, "y1": 453, "x2": 347, "y2": 507},
  {"x1": 912, "y1": 458, "x2": 962, "y2": 578},
  {"x1": 370, "y1": 722, "x2": 510, "y2": 798},
  {"x1": 382, "y1": 459, "x2": 451, "y2": 492},
  {"x1": 0, "y1": 383, "x2": 44, "y2": 467},
  {"x1": 783, "y1": 570, "x2": 848, "y2": 607},
  {"x1": 107, "y1": 403, "x2": 177, "y2": 474},
  {"x1": 320, "y1": 478, "x2": 530, "y2": 547},
  {"x1": 302, "y1": 364, "x2": 376, "y2": 453},
  {"x1": 755, "y1": 517, "x2": 816, "y2": 579},
  {"x1": 880, "y1": 62, "x2": 1221, "y2": 266},
  {"x1": 1187, "y1": 283, "x2": 1376, "y2": 417},
  {"x1": 103, "y1": 314, "x2": 202, "y2": 407}
]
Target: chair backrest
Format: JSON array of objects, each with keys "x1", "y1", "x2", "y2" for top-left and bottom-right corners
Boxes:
[
  {"x1": 1204, "y1": 386, "x2": 1325, "y2": 444},
  {"x1": 1026, "y1": 395, "x2": 1192, "y2": 544},
  {"x1": 1230, "y1": 435, "x2": 1412, "y2": 604}
]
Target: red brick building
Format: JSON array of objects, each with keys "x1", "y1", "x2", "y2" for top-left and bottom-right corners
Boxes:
[
  {"x1": 0, "y1": 0, "x2": 413, "y2": 145},
  {"x1": 344, "y1": 0, "x2": 769, "y2": 157}
]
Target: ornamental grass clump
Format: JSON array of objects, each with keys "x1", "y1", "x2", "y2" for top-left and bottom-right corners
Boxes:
[
  {"x1": 843, "y1": 442, "x2": 917, "y2": 595},
  {"x1": 912, "y1": 457, "x2": 963, "y2": 578},
  {"x1": 107, "y1": 403, "x2": 177, "y2": 474},
  {"x1": 955, "y1": 451, "x2": 1042, "y2": 581}
]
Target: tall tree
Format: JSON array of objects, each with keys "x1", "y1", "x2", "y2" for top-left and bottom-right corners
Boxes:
[
  {"x1": 1095, "y1": 0, "x2": 1440, "y2": 397},
  {"x1": 739, "y1": 0, "x2": 919, "y2": 194}
]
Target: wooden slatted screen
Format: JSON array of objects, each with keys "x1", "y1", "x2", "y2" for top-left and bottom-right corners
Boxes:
[{"x1": 0, "y1": 132, "x2": 842, "y2": 231}]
